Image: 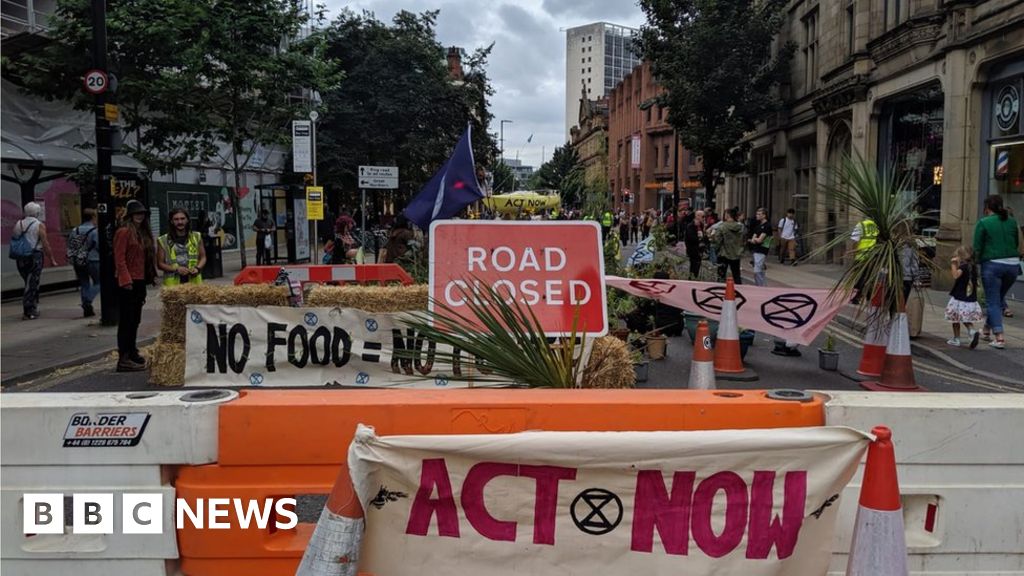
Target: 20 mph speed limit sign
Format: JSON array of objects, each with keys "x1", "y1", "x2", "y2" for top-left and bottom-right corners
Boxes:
[{"x1": 83, "y1": 69, "x2": 108, "y2": 95}]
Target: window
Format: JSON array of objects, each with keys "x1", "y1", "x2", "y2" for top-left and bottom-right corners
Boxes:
[
  {"x1": 664, "y1": 145, "x2": 670, "y2": 168},
  {"x1": 654, "y1": 145, "x2": 659, "y2": 168},
  {"x1": 754, "y1": 149, "x2": 773, "y2": 210},
  {"x1": 582, "y1": 58, "x2": 586, "y2": 64},
  {"x1": 581, "y1": 68, "x2": 585, "y2": 74},
  {"x1": 657, "y1": 106, "x2": 663, "y2": 120},
  {"x1": 846, "y1": 2, "x2": 855, "y2": 55},
  {"x1": 588, "y1": 67, "x2": 591, "y2": 73},
  {"x1": 646, "y1": 107, "x2": 652, "y2": 123},
  {"x1": 884, "y1": 0, "x2": 909, "y2": 30},
  {"x1": 588, "y1": 35, "x2": 592, "y2": 41},
  {"x1": 803, "y1": 9, "x2": 819, "y2": 92},
  {"x1": 793, "y1": 141, "x2": 817, "y2": 198}
]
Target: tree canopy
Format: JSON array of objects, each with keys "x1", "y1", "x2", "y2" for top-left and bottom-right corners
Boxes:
[
  {"x1": 531, "y1": 144, "x2": 586, "y2": 208},
  {"x1": 637, "y1": 0, "x2": 794, "y2": 207},
  {"x1": 316, "y1": 10, "x2": 497, "y2": 206}
]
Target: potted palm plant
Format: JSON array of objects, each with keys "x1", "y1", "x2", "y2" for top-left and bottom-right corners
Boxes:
[{"x1": 818, "y1": 332, "x2": 839, "y2": 371}]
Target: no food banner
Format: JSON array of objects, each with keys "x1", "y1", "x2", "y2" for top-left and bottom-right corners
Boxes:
[
  {"x1": 349, "y1": 425, "x2": 870, "y2": 575},
  {"x1": 183, "y1": 305, "x2": 591, "y2": 387},
  {"x1": 429, "y1": 221, "x2": 607, "y2": 336}
]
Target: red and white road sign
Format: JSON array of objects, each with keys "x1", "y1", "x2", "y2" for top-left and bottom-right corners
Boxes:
[
  {"x1": 83, "y1": 69, "x2": 109, "y2": 95},
  {"x1": 429, "y1": 221, "x2": 607, "y2": 336}
]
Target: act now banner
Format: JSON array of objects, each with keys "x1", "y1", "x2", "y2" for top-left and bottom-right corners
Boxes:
[
  {"x1": 349, "y1": 425, "x2": 870, "y2": 575},
  {"x1": 606, "y1": 277, "x2": 848, "y2": 345},
  {"x1": 184, "y1": 306, "x2": 591, "y2": 388}
]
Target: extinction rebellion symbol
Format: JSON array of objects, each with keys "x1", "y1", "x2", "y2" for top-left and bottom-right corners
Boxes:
[{"x1": 570, "y1": 488, "x2": 623, "y2": 535}]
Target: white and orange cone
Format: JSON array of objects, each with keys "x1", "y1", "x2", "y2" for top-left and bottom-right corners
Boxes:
[
  {"x1": 846, "y1": 426, "x2": 908, "y2": 576},
  {"x1": 296, "y1": 467, "x2": 365, "y2": 576},
  {"x1": 863, "y1": 312, "x2": 923, "y2": 391},
  {"x1": 857, "y1": 284, "x2": 889, "y2": 378},
  {"x1": 688, "y1": 320, "x2": 716, "y2": 389},
  {"x1": 714, "y1": 277, "x2": 758, "y2": 381}
]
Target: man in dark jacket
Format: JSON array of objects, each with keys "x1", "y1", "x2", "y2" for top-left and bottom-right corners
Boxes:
[{"x1": 684, "y1": 210, "x2": 706, "y2": 280}]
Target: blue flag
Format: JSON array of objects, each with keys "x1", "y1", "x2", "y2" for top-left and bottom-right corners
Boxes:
[{"x1": 403, "y1": 126, "x2": 483, "y2": 230}]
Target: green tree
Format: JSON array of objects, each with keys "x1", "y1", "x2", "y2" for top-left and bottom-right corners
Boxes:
[
  {"x1": 491, "y1": 161, "x2": 516, "y2": 193},
  {"x1": 317, "y1": 10, "x2": 497, "y2": 207},
  {"x1": 533, "y1": 144, "x2": 585, "y2": 208},
  {"x1": 193, "y1": 0, "x2": 339, "y2": 267},
  {"x1": 637, "y1": 0, "x2": 794, "y2": 207},
  {"x1": 4, "y1": 0, "x2": 214, "y2": 176}
]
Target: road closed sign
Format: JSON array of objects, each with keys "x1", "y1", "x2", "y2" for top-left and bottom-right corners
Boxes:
[{"x1": 429, "y1": 221, "x2": 606, "y2": 336}]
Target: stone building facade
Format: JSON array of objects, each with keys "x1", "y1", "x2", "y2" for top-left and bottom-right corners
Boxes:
[
  {"x1": 608, "y1": 62, "x2": 702, "y2": 214},
  {"x1": 721, "y1": 0, "x2": 1024, "y2": 293},
  {"x1": 570, "y1": 87, "x2": 610, "y2": 193}
]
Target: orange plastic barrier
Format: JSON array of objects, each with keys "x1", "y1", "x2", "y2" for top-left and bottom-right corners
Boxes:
[
  {"x1": 175, "y1": 389, "x2": 825, "y2": 576},
  {"x1": 233, "y1": 263, "x2": 413, "y2": 287}
]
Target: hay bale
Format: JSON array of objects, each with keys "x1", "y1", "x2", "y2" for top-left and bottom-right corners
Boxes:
[
  {"x1": 161, "y1": 284, "x2": 290, "y2": 344},
  {"x1": 581, "y1": 336, "x2": 635, "y2": 389},
  {"x1": 148, "y1": 340, "x2": 186, "y2": 387},
  {"x1": 306, "y1": 284, "x2": 428, "y2": 311}
]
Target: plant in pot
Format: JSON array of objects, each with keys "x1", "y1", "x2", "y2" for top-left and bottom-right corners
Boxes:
[
  {"x1": 818, "y1": 332, "x2": 839, "y2": 371},
  {"x1": 607, "y1": 289, "x2": 637, "y2": 341},
  {"x1": 628, "y1": 334, "x2": 649, "y2": 383},
  {"x1": 645, "y1": 316, "x2": 668, "y2": 360}
]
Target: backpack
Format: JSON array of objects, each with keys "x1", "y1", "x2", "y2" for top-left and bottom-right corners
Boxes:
[
  {"x1": 66, "y1": 225, "x2": 91, "y2": 267},
  {"x1": 8, "y1": 220, "x2": 38, "y2": 259}
]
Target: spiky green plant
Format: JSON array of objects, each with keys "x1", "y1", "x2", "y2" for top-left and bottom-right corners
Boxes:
[
  {"x1": 396, "y1": 279, "x2": 587, "y2": 388},
  {"x1": 814, "y1": 154, "x2": 933, "y2": 318}
]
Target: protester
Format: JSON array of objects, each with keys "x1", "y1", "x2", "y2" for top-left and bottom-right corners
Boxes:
[
  {"x1": 10, "y1": 202, "x2": 57, "y2": 320},
  {"x1": 382, "y1": 214, "x2": 415, "y2": 264},
  {"x1": 601, "y1": 210, "x2": 613, "y2": 241},
  {"x1": 331, "y1": 214, "x2": 360, "y2": 264},
  {"x1": 849, "y1": 215, "x2": 879, "y2": 304},
  {"x1": 684, "y1": 210, "x2": 706, "y2": 280},
  {"x1": 157, "y1": 208, "x2": 206, "y2": 286},
  {"x1": 642, "y1": 210, "x2": 653, "y2": 240},
  {"x1": 748, "y1": 207, "x2": 772, "y2": 286},
  {"x1": 973, "y1": 194, "x2": 1021, "y2": 349},
  {"x1": 777, "y1": 208, "x2": 799, "y2": 265},
  {"x1": 629, "y1": 212, "x2": 640, "y2": 244},
  {"x1": 253, "y1": 208, "x2": 275, "y2": 265},
  {"x1": 67, "y1": 208, "x2": 100, "y2": 317},
  {"x1": 944, "y1": 246, "x2": 983, "y2": 349},
  {"x1": 113, "y1": 200, "x2": 157, "y2": 372},
  {"x1": 713, "y1": 208, "x2": 745, "y2": 284}
]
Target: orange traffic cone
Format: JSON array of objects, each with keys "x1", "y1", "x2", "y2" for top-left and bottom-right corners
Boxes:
[
  {"x1": 857, "y1": 284, "x2": 889, "y2": 378},
  {"x1": 714, "y1": 277, "x2": 758, "y2": 381},
  {"x1": 862, "y1": 312, "x2": 923, "y2": 391},
  {"x1": 845, "y1": 426, "x2": 908, "y2": 576},
  {"x1": 688, "y1": 320, "x2": 716, "y2": 389},
  {"x1": 296, "y1": 465, "x2": 365, "y2": 576}
]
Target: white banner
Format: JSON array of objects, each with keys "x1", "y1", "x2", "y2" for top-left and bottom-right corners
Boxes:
[
  {"x1": 630, "y1": 133, "x2": 641, "y2": 169},
  {"x1": 349, "y1": 425, "x2": 869, "y2": 575},
  {"x1": 184, "y1": 306, "x2": 590, "y2": 388},
  {"x1": 292, "y1": 120, "x2": 312, "y2": 173}
]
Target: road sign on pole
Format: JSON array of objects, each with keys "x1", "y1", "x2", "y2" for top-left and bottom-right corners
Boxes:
[
  {"x1": 307, "y1": 186, "x2": 324, "y2": 221},
  {"x1": 83, "y1": 69, "x2": 108, "y2": 95},
  {"x1": 293, "y1": 120, "x2": 312, "y2": 173},
  {"x1": 358, "y1": 165, "x2": 398, "y2": 189}
]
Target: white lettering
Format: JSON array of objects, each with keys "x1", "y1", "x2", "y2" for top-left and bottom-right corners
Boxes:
[
  {"x1": 177, "y1": 498, "x2": 203, "y2": 529},
  {"x1": 444, "y1": 280, "x2": 468, "y2": 307},
  {"x1": 233, "y1": 498, "x2": 274, "y2": 530},
  {"x1": 493, "y1": 279, "x2": 516, "y2": 304},
  {"x1": 519, "y1": 247, "x2": 540, "y2": 271},
  {"x1": 521, "y1": 280, "x2": 540, "y2": 306},
  {"x1": 569, "y1": 280, "x2": 592, "y2": 305},
  {"x1": 275, "y1": 499, "x2": 299, "y2": 529},
  {"x1": 492, "y1": 247, "x2": 515, "y2": 272},
  {"x1": 545, "y1": 247, "x2": 566, "y2": 271},
  {"x1": 546, "y1": 280, "x2": 564, "y2": 305},
  {"x1": 467, "y1": 247, "x2": 486, "y2": 271},
  {"x1": 207, "y1": 498, "x2": 231, "y2": 529}
]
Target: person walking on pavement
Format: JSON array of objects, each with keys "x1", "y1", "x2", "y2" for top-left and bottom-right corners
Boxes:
[
  {"x1": 67, "y1": 208, "x2": 100, "y2": 317},
  {"x1": 157, "y1": 209, "x2": 206, "y2": 286},
  {"x1": 10, "y1": 202, "x2": 57, "y2": 320},
  {"x1": 849, "y1": 215, "x2": 879, "y2": 303},
  {"x1": 777, "y1": 208, "x2": 799, "y2": 265},
  {"x1": 601, "y1": 210, "x2": 613, "y2": 241},
  {"x1": 749, "y1": 207, "x2": 772, "y2": 286},
  {"x1": 253, "y1": 208, "x2": 275, "y2": 265},
  {"x1": 714, "y1": 208, "x2": 745, "y2": 284},
  {"x1": 974, "y1": 194, "x2": 1021, "y2": 349},
  {"x1": 684, "y1": 210, "x2": 706, "y2": 280},
  {"x1": 629, "y1": 212, "x2": 639, "y2": 244},
  {"x1": 944, "y1": 246, "x2": 984, "y2": 349},
  {"x1": 113, "y1": 200, "x2": 157, "y2": 372}
]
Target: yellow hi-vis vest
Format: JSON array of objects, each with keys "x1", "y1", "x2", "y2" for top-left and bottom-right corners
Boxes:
[
  {"x1": 159, "y1": 231, "x2": 203, "y2": 286},
  {"x1": 602, "y1": 211, "x2": 613, "y2": 227},
  {"x1": 855, "y1": 219, "x2": 878, "y2": 261}
]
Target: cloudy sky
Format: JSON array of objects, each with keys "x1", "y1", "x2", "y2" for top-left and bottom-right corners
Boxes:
[{"x1": 324, "y1": 0, "x2": 645, "y2": 169}]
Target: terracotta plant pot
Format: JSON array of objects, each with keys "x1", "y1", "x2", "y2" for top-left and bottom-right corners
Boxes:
[{"x1": 646, "y1": 334, "x2": 667, "y2": 360}]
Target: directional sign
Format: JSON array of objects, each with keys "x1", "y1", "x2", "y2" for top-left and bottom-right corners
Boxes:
[
  {"x1": 83, "y1": 69, "x2": 108, "y2": 95},
  {"x1": 358, "y1": 165, "x2": 399, "y2": 189},
  {"x1": 306, "y1": 186, "x2": 324, "y2": 221}
]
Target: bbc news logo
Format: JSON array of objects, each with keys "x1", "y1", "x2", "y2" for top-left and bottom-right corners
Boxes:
[{"x1": 23, "y1": 494, "x2": 298, "y2": 534}]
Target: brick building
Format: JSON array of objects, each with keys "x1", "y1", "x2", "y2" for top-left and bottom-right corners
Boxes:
[{"x1": 608, "y1": 62, "x2": 702, "y2": 214}]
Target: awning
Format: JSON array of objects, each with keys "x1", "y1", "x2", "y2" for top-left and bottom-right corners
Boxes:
[{"x1": 1, "y1": 132, "x2": 145, "y2": 172}]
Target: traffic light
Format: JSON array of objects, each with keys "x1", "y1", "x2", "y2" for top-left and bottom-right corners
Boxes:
[{"x1": 623, "y1": 190, "x2": 632, "y2": 205}]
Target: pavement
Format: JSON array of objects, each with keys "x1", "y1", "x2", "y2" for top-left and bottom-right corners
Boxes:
[{"x1": 2, "y1": 244, "x2": 1022, "y2": 393}]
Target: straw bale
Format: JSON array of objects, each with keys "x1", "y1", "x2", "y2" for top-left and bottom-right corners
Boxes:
[
  {"x1": 581, "y1": 336, "x2": 635, "y2": 389},
  {"x1": 160, "y1": 284, "x2": 290, "y2": 344},
  {"x1": 146, "y1": 340, "x2": 186, "y2": 387},
  {"x1": 306, "y1": 284, "x2": 428, "y2": 312}
]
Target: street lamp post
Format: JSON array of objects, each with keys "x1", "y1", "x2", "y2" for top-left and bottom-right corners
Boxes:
[{"x1": 499, "y1": 120, "x2": 512, "y2": 162}]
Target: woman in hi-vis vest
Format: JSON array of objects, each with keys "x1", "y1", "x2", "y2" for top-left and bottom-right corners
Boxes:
[{"x1": 157, "y1": 208, "x2": 206, "y2": 286}]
